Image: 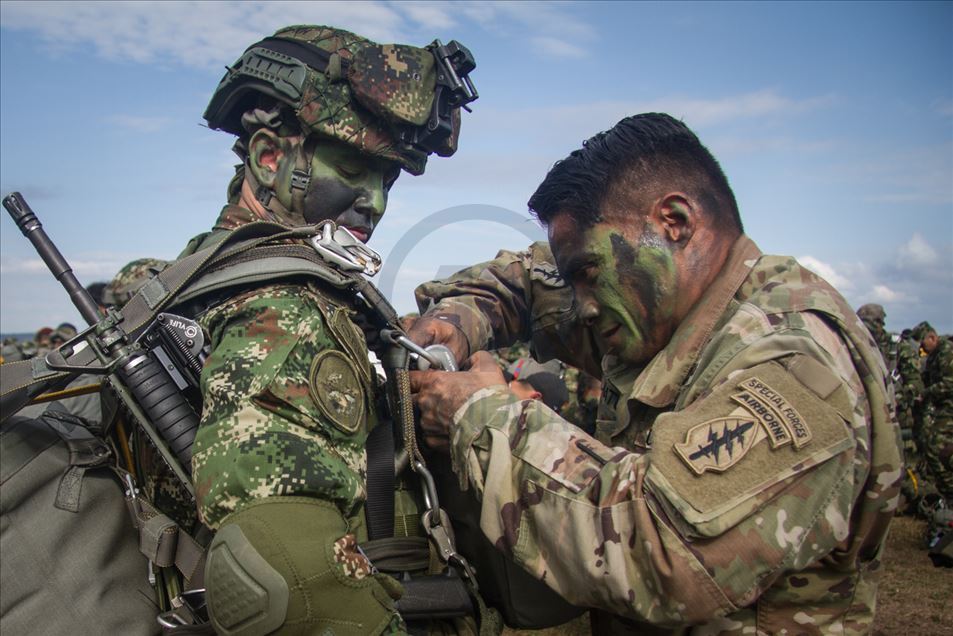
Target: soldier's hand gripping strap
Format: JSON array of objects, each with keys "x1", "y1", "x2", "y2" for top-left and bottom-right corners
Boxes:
[{"x1": 206, "y1": 497, "x2": 401, "y2": 636}]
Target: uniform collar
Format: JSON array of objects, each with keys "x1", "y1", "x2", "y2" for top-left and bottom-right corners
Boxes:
[
  {"x1": 628, "y1": 234, "x2": 762, "y2": 408},
  {"x1": 211, "y1": 203, "x2": 282, "y2": 231}
]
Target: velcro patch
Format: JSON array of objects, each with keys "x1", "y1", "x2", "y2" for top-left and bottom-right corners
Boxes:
[
  {"x1": 646, "y1": 361, "x2": 853, "y2": 524},
  {"x1": 309, "y1": 350, "x2": 366, "y2": 434}
]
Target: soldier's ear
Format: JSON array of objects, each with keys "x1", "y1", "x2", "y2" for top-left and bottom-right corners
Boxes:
[
  {"x1": 655, "y1": 193, "x2": 696, "y2": 244},
  {"x1": 247, "y1": 129, "x2": 286, "y2": 189}
]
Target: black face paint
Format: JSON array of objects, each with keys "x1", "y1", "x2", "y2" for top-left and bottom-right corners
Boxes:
[{"x1": 302, "y1": 175, "x2": 362, "y2": 225}]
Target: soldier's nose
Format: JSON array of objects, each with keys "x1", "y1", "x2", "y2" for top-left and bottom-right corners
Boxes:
[{"x1": 579, "y1": 300, "x2": 600, "y2": 326}]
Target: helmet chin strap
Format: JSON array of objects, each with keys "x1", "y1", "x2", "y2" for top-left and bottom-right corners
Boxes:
[{"x1": 245, "y1": 136, "x2": 316, "y2": 226}]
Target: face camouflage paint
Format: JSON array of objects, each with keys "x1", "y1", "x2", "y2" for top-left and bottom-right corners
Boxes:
[
  {"x1": 280, "y1": 138, "x2": 400, "y2": 242},
  {"x1": 551, "y1": 214, "x2": 679, "y2": 366}
]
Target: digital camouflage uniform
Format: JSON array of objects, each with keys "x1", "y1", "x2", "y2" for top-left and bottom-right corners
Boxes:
[
  {"x1": 415, "y1": 236, "x2": 903, "y2": 635},
  {"x1": 177, "y1": 203, "x2": 378, "y2": 531},
  {"x1": 922, "y1": 336, "x2": 953, "y2": 500},
  {"x1": 104, "y1": 24, "x2": 478, "y2": 634}
]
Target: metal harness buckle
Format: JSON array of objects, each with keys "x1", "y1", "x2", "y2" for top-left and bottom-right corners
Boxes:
[{"x1": 309, "y1": 221, "x2": 382, "y2": 277}]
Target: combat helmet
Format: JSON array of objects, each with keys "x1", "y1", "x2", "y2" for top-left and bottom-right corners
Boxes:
[
  {"x1": 911, "y1": 321, "x2": 935, "y2": 341},
  {"x1": 203, "y1": 25, "x2": 477, "y2": 176},
  {"x1": 857, "y1": 303, "x2": 886, "y2": 324},
  {"x1": 104, "y1": 258, "x2": 169, "y2": 308}
]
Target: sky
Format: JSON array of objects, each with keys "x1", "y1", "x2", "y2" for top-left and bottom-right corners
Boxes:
[{"x1": 1, "y1": 1, "x2": 951, "y2": 336}]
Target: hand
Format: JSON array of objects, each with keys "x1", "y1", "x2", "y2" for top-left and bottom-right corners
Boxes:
[
  {"x1": 410, "y1": 351, "x2": 506, "y2": 452},
  {"x1": 402, "y1": 314, "x2": 470, "y2": 365}
]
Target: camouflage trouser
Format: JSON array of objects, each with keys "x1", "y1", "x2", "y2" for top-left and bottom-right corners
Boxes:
[{"x1": 923, "y1": 416, "x2": 953, "y2": 500}]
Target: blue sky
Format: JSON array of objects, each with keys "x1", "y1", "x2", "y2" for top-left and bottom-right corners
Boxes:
[{"x1": 1, "y1": 1, "x2": 951, "y2": 335}]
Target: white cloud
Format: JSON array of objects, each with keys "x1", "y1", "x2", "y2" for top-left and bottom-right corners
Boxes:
[
  {"x1": 106, "y1": 114, "x2": 173, "y2": 133},
  {"x1": 870, "y1": 284, "x2": 907, "y2": 303},
  {"x1": 0, "y1": 1, "x2": 596, "y2": 68},
  {"x1": 847, "y1": 143, "x2": 953, "y2": 206},
  {"x1": 0, "y1": 2, "x2": 408, "y2": 70},
  {"x1": 896, "y1": 232, "x2": 939, "y2": 269},
  {"x1": 397, "y1": 1, "x2": 458, "y2": 30},
  {"x1": 797, "y1": 255, "x2": 852, "y2": 291},
  {"x1": 641, "y1": 90, "x2": 837, "y2": 127},
  {"x1": 0, "y1": 257, "x2": 126, "y2": 278},
  {"x1": 934, "y1": 99, "x2": 953, "y2": 118},
  {"x1": 530, "y1": 36, "x2": 588, "y2": 59}
]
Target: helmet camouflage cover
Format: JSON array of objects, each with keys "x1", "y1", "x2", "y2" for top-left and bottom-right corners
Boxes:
[
  {"x1": 104, "y1": 258, "x2": 168, "y2": 308},
  {"x1": 856, "y1": 303, "x2": 886, "y2": 324},
  {"x1": 204, "y1": 25, "x2": 476, "y2": 175}
]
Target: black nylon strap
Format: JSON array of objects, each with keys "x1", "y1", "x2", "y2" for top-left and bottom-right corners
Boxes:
[
  {"x1": 364, "y1": 419, "x2": 395, "y2": 541},
  {"x1": 252, "y1": 37, "x2": 348, "y2": 77}
]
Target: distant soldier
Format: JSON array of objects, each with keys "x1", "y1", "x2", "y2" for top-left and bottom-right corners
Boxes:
[
  {"x1": 857, "y1": 303, "x2": 892, "y2": 364},
  {"x1": 102, "y1": 258, "x2": 168, "y2": 308},
  {"x1": 921, "y1": 326, "x2": 953, "y2": 501},
  {"x1": 857, "y1": 304, "x2": 923, "y2": 443}
]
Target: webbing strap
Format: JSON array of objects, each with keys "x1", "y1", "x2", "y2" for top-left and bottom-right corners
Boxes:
[
  {"x1": 364, "y1": 420, "x2": 396, "y2": 541},
  {"x1": 130, "y1": 496, "x2": 207, "y2": 586}
]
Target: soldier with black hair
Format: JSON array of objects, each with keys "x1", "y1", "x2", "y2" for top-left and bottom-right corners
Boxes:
[{"x1": 409, "y1": 113, "x2": 902, "y2": 634}]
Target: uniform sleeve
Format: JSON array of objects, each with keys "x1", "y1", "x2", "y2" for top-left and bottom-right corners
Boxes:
[
  {"x1": 414, "y1": 241, "x2": 603, "y2": 377},
  {"x1": 898, "y1": 341, "x2": 925, "y2": 404},
  {"x1": 924, "y1": 342, "x2": 953, "y2": 411},
  {"x1": 193, "y1": 283, "x2": 372, "y2": 528},
  {"x1": 447, "y1": 362, "x2": 858, "y2": 625}
]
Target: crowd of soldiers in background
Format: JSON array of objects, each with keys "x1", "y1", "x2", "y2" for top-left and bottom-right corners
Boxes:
[
  {"x1": 855, "y1": 304, "x2": 953, "y2": 566},
  {"x1": 1, "y1": 275, "x2": 950, "y2": 565}
]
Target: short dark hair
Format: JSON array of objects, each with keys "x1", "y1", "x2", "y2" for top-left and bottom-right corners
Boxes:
[{"x1": 527, "y1": 113, "x2": 742, "y2": 232}]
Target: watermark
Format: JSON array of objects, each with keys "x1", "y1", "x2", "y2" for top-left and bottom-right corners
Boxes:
[{"x1": 377, "y1": 203, "x2": 545, "y2": 301}]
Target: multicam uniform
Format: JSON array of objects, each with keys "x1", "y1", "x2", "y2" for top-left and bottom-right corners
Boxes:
[
  {"x1": 922, "y1": 337, "x2": 953, "y2": 500},
  {"x1": 415, "y1": 235, "x2": 903, "y2": 634}
]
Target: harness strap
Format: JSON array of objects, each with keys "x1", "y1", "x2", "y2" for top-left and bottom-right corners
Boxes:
[
  {"x1": 127, "y1": 494, "x2": 207, "y2": 586},
  {"x1": 365, "y1": 418, "x2": 396, "y2": 541}
]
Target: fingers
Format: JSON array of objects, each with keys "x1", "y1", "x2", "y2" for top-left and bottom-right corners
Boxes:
[
  {"x1": 404, "y1": 316, "x2": 469, "y2": 363},
  {"x1": 463, "y1": 350, "x2": 499, "y2": 372}
]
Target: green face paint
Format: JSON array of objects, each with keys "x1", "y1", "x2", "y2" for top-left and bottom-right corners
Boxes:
[
  {"x1": 275, "y1": 137, "x2": 400, "y2": 241},
  {"x1": 552, "y1": 216, "x2": 679, "y2": 365}
]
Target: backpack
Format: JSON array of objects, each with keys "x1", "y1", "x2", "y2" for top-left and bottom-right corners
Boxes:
[{"x1": 0, "y1": 407, "x2": 160, "y2": 635}]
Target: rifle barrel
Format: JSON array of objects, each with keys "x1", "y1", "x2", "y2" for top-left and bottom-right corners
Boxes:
[{"x1": 2, "y1": 192, "x2": 101, "y2": 325}]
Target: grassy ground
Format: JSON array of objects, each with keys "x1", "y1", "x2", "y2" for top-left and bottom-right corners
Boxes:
[{"x1": 503, "y1": 515, "x2": 953, "y2": 635}]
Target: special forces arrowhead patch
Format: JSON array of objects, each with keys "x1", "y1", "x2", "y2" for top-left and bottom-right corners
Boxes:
[
  {"x1": 674, "y1": 376, "x2": 813, "y2": 475},
  {"x1": 309, "y1": 350, "x2": 365, "y2": 434},
  {"x1": 674, "y1": 416, "x2": 760, "y2": 475}
]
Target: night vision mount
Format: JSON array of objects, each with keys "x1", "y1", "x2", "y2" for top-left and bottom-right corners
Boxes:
[{"x1": 399, "y1": 39, "x2": 478, "y2": 155}]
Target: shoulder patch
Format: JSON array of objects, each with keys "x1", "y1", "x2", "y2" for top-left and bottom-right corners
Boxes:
[
  {"x1": 309, "y1": 350, "x2": 366, "y2": 434},
  {"x1": 529, "y1": 263, "x2": 566, "y2": 288},
  {"x1": 647, "y1": 361, "x2": 854, "y2": 526}
]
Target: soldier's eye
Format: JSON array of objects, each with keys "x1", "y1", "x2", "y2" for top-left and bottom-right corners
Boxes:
[{"x1": 337, "y1": 165, "x2": 363, "y2": 179}]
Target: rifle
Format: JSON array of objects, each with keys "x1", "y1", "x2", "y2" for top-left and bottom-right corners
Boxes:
[{"x1": 1, "y1": 192, "x2": 199, "y2": 491}]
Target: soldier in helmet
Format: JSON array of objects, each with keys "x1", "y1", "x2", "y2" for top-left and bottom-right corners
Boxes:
[
  {"x1": 103, "y1": 258, "x2": 169, "y2": 308},
  {"x1": 856, "y1": 303, "x2": 890, "y2": 361},
  {"x1": 125, "y1": 25, "x2": 478, "y2": 634},
  {"x1": 921, "y1": 325, "x2": 953, "y2": 502}
]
